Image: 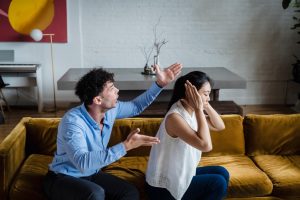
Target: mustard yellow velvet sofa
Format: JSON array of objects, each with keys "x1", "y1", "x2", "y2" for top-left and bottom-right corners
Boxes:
[{"x1": 0, "y1": 114, "x2": 299, "y2": 200}]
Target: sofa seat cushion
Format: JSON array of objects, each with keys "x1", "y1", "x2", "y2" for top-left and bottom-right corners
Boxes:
[
  {"x1": 103, "y1": 155, "x2": 273, "y2": 199},
  {"x1": 201, "y1": 155, "x2": 273, "y2": 198},
  {"x1": 252, "y1": 155, "x2": 300, "y2": 198},
  {"x1": 9, "y1": 154, "x2": 52, "y2": 200}
]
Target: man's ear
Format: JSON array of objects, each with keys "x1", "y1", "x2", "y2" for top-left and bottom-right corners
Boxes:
[{"x1": 93, "y1": 96, "x2": 102, "y2": 105}]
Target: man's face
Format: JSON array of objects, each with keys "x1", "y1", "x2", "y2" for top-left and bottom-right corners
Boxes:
[{"x1": 99, "y1": 81, "x2": 119, "y2": 108}]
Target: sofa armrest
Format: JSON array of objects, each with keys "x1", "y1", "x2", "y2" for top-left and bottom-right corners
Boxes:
[{"x1": 0, "y1": 117, "x2": 30, "y2": 200}]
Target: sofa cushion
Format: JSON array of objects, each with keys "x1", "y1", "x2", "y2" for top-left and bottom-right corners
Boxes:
[
  {"x1": 122, "y1": 115, "x2": 245, "y2": 157},
  {"x1": 103, "y1": 155, "x2": 273, "y2": 199},
  {"x1": 7, "y1": 155, "x2": 276, "y2": 200},
  {"x1": 252, "y1": 155, "x2": 300, "y2": 198},
  {"x1": 204, "y1": 115, "x2": 245, "y2": 156},
  {"x1": 244, "y1": 114, "x2": 300, "y2": 156},
  {"x1": 201, "y1": 155, "x2": 273, "y2": 198},
  {"x1": 108, "y1": 118, "x2": 133, "y2": 147},
  {"x1": 128, "y1": 118, "x2": 162, "y2": 156},
  {"x1": 25, "y1": 118, "x2": 60, "y2": 156},
  {"x1": 9, "y1": 154, "x2": 52, "y2": 200},
  {"x1": 108, "y1": 118, "x2": 163, "y2": 157}
]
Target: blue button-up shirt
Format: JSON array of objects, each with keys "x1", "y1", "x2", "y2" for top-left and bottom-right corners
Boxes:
[{"x1": 49, "y1": 82, "x2": 162, "y2": 177}]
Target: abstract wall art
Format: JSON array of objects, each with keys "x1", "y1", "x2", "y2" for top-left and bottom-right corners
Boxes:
[{"x1": 0, "y1": 0, "x2": 67, "y2": 43}]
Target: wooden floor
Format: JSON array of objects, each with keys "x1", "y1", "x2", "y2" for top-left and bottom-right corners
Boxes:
[{"x1": 0, "y1": 104, "x2": 297, "y2": 143}]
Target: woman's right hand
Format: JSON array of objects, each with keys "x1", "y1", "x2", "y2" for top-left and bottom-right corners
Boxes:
[{"x1": 182, "y1": 80, "x2": 204, "y2": 111}]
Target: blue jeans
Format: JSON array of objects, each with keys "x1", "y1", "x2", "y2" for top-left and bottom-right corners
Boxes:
[{"x1": 146, "y1": 166, "x2": 229, "y2": 200}]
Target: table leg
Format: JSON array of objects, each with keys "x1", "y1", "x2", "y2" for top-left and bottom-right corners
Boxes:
[
  {"x1": 36, "y1": 67, "x2": 43, "y2": 112},
  {"x1": 211, "y1": 89, "x2": 219, "y2": 101}
]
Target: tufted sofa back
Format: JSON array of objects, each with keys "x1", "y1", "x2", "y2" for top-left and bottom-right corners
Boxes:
[
  {"x1": 23, "y1": 115, "x2": 245, "y2": 157},
  {"x1": 25, "y1": 118, "x2": 60, "y2": 156},
  {"x1": 244, "y1": 114, "x2": 300, "y2": 156}
]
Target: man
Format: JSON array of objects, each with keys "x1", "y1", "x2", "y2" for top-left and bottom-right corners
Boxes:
[{"x1": 43, "y1": 63, "x2": 182, "y2": 200}]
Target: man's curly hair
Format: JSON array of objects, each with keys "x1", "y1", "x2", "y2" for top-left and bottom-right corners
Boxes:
[{"x1": 75, "y1": 68, "x2": 114, "y2": 106}]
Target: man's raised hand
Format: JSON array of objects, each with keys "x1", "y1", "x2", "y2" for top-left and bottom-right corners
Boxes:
[{"x1": 154, "y1": 63, "x2": 182, "y2": 87}]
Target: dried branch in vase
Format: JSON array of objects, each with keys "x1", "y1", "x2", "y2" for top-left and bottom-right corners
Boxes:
[
  {"x1": 153, "y1": 17, "x2": 168, "y2": 65},
  {"x1": 141, "y1": 17, "x2": 168, "y2": 75},
  {"x1": 140, "y1": 45, "x2": 154, "y2": 67}
]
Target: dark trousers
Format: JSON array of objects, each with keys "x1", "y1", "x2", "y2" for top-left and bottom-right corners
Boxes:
[
  {"x1": 146, "y1": 166, "x2": 229, "y2": 200},
  {"x1": 43, "y1": 170, "x2": 139, "y2": 200}
]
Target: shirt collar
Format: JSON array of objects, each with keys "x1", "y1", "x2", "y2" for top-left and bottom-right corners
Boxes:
[{"x1": 79, "y1": 103, "x2": 110, "y2": 128}]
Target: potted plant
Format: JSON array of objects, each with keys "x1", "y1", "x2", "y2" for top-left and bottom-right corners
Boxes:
[{"x1": 282, "y1": 0, "x2": 300, "y2": 83}]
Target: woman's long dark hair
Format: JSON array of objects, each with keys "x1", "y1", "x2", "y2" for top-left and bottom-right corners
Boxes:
[{"x1": 167, "y1": 71, "x2": 212, "y2": 111}]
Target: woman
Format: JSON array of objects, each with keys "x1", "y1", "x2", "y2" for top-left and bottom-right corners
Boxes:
[{"x1": 146, "y1": 71, "x2": 229, "y2": 200}]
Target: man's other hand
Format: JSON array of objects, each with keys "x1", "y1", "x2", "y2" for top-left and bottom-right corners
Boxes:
[{"x1": 123, "y1": 128, "x2": 160, "y2": 151}]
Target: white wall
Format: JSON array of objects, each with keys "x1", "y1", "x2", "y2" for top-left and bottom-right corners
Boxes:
[
  {"x1": 80, "y1": 0, "x2": 300, "y2": 105},
  {"x1": 1, "y1": 0, "x2": 299, "y2": 110}
]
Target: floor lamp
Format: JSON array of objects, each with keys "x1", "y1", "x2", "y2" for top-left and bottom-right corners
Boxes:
[{"x1": 30, "y1": 29, "x2": 56, "y2": 111}]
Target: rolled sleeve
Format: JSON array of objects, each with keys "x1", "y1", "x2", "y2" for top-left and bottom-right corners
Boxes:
[
  {"x1": 110, "y1": 142, "x2": 127, "y2": 159},
  {"x1": 116, "y1": 82, "x2": 163, "y2": 118}
]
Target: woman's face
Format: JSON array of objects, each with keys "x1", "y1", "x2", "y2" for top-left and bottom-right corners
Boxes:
[{"x1": 198, "y1": 82, "x2": 211, "y2": 105}]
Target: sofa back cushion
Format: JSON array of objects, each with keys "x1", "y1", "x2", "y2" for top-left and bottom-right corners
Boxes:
[
  {"x1": 128, "y1": 118, "x2": 162, "y2": 156},
  {"x1": 244, "y1": 114, "x2": 300, "y2": 156},
  {"x1": 24, "y1": 115, "x2": 245, "y2": 157},
  {"x1": 108, "y1": 118, "x2": 134, "y2": 149},
  {"x1": 203, "y1": 114, "x2": 245, "y2": 156},
  {"x1": 109, "y1": 118, "x2": 163, "y2": 157},
  {"x1": 25, "y1": 118, "x2": 60, "y2": 156},
  {"x1": 109, "y1": 115, "x2": 245, "y2": 157}
]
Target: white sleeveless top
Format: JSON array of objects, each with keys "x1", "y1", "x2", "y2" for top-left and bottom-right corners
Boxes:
[{"x1": 146, "y1": 100, "x2": 202, "y2": 200}]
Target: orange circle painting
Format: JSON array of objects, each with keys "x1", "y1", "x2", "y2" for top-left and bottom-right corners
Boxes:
[{"x1": 8, "y1": 0, "x2": 54, "y2": 35}]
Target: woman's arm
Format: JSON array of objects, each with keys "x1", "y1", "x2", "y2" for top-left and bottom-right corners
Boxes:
[
  {"x1": 165, "y1": 110, "x2": 212, "y2": 152},
  {"x1": 204, "y1": 104, "x2": 225, "y2": 131},
  {"x1": 165, "y1": 81, "x2": 212, "y2": 152}
]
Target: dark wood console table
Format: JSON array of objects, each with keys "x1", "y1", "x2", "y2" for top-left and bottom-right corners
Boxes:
[
  {"x1": 57, "y1": 67, "x2": 246, "y2": 101},
  {"x1": 58, "y1": 67, "x2": 246, "y2": 115}
]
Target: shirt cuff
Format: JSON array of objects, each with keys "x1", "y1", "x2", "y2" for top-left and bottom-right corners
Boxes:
[
  {"x1": 151, "y1": 82, "x2": 163, "y2": 92},
  {"x1": 112, "y1": 143, "x2": 127, "y2": 159},
  {"x1": 155, "y1": 81, "x2": 163, "y2": 88}
]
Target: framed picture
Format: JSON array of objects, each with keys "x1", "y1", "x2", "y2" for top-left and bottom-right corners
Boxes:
[{"x1": 0, "y1": 0, "x2": 67, "y2": 43}]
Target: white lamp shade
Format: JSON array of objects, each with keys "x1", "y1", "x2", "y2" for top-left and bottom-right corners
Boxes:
[{"x1": 30, "y1": 29, "x2": 43, "y2": 41}]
